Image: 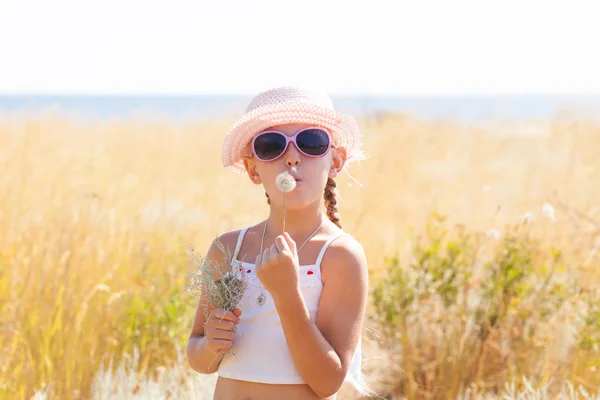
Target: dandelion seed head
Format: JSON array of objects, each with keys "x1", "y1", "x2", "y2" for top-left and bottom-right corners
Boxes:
[{"x1": 276, "y1": 171, "x2": 296, "y2": 193}]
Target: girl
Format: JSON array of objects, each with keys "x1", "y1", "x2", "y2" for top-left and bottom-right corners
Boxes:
[{"x1": 186, "y1": 86, "x2": 370, "y2": 400}]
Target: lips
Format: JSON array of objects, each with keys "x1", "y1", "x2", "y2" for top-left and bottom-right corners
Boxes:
[
  {"x1": 282, "y1": 167, "x2": 303, "y2": 184},
  {"x1": 285, "y1": 172, "x2": 302, "y2": 182}
]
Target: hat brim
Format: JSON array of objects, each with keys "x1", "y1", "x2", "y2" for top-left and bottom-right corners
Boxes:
[{"x1": 222, "y1": 101, "x2": 365, "y2": 173}]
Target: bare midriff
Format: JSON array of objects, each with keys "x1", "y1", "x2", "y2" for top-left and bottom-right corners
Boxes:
[{"x1": 212, "y1": 376, "x2": 337, "y2": 400}]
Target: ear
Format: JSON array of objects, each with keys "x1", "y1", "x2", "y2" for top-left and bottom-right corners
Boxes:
[
  {"x1": 328, "y1": 147, "x2": 347, "y2": 179},
  {"x1": 243, "y1": 156, "x2": 262, "y2": 184}
]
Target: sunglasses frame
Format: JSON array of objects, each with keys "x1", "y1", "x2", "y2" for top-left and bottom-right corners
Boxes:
[{"x1": 251, "y1": 127, "x2": 333, "y2": 162}]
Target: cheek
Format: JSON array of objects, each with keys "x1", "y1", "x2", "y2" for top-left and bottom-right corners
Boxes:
[
  {"x1": 255, "y1": 164, "x2": 280, "y2": 188},
  {"x1": 303, "y1": 161, "x2": 330, "y2": 188},
  {"x1": 315, "y1": 157, "x2": 333, "y2": 176}
]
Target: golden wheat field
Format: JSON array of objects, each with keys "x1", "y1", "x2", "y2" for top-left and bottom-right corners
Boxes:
[{"x1": 1, "y1": 110, "x2": 599, "y2": 400}]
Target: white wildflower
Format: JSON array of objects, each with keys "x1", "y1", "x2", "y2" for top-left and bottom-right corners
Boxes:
[
  {"x1": 542, "y1": 202, "x2": 556, "y2": 222},
  {"x1": 486, "y1": 229, "x2": 501, "y2": 239}
]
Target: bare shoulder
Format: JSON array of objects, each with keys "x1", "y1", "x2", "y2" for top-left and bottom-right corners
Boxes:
[
  {"x1": 204, "y1": 228, "x2": 245, "y2": 274},
  {"x1": 212, "y1": 229, "x2": 243, "y2": 253},
  {"x1": 320, "y1": 233, "x2": 368, "y2": 284}
]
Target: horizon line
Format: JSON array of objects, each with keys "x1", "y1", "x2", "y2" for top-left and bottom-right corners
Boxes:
[{"x1": 2, "y1": 92, "x2": 600, "y2": 98}]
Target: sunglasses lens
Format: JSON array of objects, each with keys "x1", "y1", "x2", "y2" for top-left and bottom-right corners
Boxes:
[
  {"x1": 254, "y1": 132, "x2": 287, "y2": 160},
  {"x1": 297, "y1": 129, "x2": 330, "y2": 156}
]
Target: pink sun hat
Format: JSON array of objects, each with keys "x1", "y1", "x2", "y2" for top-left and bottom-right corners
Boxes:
[{"x1": 221, "y1": 86, "x2": 366, "y2": 173}]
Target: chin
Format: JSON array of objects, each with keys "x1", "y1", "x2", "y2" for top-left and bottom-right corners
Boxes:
[
  {"x1": 280, "y1": 192, "x2": 320, "y2": 210},
  {"x1": 281, "y1": 199, "x2": 310, "y2": 210}
]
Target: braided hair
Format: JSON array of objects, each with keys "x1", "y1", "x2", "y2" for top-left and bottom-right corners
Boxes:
[
  {"x1": 323, "y1": 178, "x2": 341, "y2": 228},
  {"x1": 264, "y1": 177, "x2": 341, "y2": 228}
]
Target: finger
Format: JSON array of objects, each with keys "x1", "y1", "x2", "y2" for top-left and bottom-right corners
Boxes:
[
  {"x1": 255, "y1": 253, "x2": 262, "y2": 267},
  {"x1": 206, "y1": 319, "x2": 239, "y2": 334},
  {"x1": 255, "y1": 257, "x2": 262, "y2": 277},
  {"x1": 284, "y1": 232, "x2": 297, "y2": 255},
  {"x1": 210, "y1": 328, "x2": 235, "y2": 341},
  {"x1": 275, "y1": 235, "x2": 291, "y2": 255},
  {"x1": 232, "y1": 308, "x2": 243, "y2": 317},
  {"x1": 214, "y1": 319, "x2": 236, "y2": 331},
  {"x1": 211, "y1": 308, "x2": 240, "y2": 324},
  {"x1": 270, "y1": 242, "x2": 279, "y2": 256},
  {"x1": 262, "y1": 247, "x2": 271, "y2": 265},
  {"x1": 213, "y1": 308, "x2": 229, "y2": 321}
]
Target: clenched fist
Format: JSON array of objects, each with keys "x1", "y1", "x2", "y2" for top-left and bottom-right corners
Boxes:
[
  {"x1": 255, "y1": 232, "x2": 300, "y2": 302},
  {"x1": 204, "y1": 307, "x2": 242, "y2": 354}
]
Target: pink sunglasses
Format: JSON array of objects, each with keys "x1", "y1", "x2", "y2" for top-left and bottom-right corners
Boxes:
[{"x1": 251, "y1": 127, "x2": 333, "y2": 162}]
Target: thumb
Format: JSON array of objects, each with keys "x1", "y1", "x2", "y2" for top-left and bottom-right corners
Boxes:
[{"x1": 232, "y1": 308, "x2": 243, "y2": 317}]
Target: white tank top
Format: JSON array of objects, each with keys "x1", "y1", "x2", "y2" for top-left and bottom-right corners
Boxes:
[{"x1": 217, "y1": 226, "x2": 366, "y2": 393}]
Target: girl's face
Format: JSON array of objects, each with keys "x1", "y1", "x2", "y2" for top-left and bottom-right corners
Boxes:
[{"x1": 243, "y1": 123, "x2": 347, "y2": 210}]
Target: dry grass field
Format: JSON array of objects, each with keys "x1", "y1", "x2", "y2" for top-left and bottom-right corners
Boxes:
[{"x1": 1, "y1": 110, "x2": 599, "y2": 399}]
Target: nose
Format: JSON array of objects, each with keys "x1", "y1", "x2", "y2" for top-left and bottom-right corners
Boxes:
[{"x1": 284, "y1": 142, "x2": 301, "y2": 167}]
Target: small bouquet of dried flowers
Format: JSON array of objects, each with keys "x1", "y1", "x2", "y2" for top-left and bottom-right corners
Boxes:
[
  {"x1": 182, "y1": 237, "x2": 248, "y2": 361},
  {"x1": 183, "y1": 238, "x2": 248, "y2": 316}
]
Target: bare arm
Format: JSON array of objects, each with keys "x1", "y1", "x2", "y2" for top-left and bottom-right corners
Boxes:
[
  {"x1": 273, "y1": 237, "x2": 368, "y2": 398},
  {"x1": 186, "y1": 231, "x2": 242, "y2": 374}
]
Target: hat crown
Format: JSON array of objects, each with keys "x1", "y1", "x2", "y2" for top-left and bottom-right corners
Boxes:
[{"x1": 245, "y1": 86, "x2": 335, "y2": 113}]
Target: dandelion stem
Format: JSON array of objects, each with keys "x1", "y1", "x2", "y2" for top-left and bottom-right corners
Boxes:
[{"x1": 275, "y1": 171, "x2": 295, "y2": 234}]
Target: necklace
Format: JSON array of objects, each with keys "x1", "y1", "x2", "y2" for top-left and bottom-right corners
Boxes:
[{"x1": 254, "y1": 218, "x2": 324, "y2": 305}]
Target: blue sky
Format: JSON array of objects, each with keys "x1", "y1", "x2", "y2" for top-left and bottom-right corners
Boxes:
[{"x1": 0, "y1": 0, "x2": 599, "y2": 95}]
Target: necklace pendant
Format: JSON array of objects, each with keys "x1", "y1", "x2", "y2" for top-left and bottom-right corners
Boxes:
[{"x1": 257, "y1": 293, "x2": 266, "y2": 306}]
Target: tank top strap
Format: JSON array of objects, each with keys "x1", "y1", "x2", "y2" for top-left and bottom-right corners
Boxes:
[
  {"x1": 315, "y1": 233, "x2": 350, "y2": 266},
  {"x1": 232, "y1": 226, "x2": 250, "y2": 261}
]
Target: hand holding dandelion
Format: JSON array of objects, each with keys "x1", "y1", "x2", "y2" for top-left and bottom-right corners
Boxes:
[
  {"x1": 275, "y1": 171, "x2": 297, "y2": 233},
  {"x1": 255, "y1": 232, "x2": 300, "y2": 302}
]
